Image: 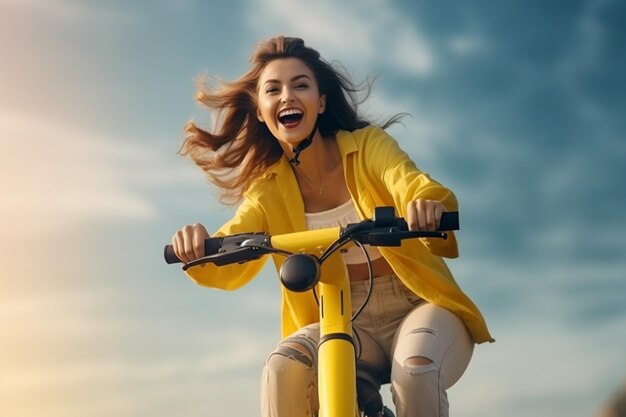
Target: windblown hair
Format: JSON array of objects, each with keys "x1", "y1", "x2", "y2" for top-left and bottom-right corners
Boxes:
[{"x1": 180, "y1": 36, "x2": 403, "y2": 204}]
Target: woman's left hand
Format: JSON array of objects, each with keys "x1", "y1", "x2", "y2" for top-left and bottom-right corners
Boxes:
[{"x1": 406, "y1": 199, "x2": 446, "y2": 231}]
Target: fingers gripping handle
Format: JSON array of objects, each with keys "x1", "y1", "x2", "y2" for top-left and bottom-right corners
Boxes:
[
  {"x1": 163, "y1": 237, "x2": 223, "y2": 264},
  {"x1": 374, "y1": 207, "x2": 459, "y2": 231}
]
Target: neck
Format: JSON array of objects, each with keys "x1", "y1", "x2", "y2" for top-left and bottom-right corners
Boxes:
[{"x1": 291, "y1": 133, "x2": 340, "y2": 195}]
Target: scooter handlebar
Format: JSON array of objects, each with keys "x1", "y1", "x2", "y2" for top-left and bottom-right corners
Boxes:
[{"x1": 163, "y1": 210, "x2": 459, "y2": 265}]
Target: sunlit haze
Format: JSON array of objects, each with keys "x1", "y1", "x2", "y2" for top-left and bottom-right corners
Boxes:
[{"x1": 1, "y1": 1, "x2": 625, "y2": 416}]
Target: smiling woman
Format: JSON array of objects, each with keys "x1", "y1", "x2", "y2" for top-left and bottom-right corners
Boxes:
[
  {"x1": 180, "y1": 36, "x2": 397, "y2": 205},
  {"x1": 171, "y1": 36, "x2": 493, "y2": 417}
]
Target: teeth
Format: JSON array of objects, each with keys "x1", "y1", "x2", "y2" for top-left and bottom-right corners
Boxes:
[{"x1": 278, "y1": 108, "x2": 303, "y2": 118}]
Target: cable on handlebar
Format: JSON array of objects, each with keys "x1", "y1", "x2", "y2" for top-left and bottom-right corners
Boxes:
[
  {"x1": 315, "y1": 236, "x2": 376, "y2": 323},
  {"x1": 350, "y1": 240, "x2": 374, "y2": 322},
  {"x1": 318, "y1": 221, "x2": 373, "y2": 264}
]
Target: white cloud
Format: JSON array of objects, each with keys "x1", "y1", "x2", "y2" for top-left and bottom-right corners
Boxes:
[
  {"x1": 0, "y1": 286, "x2": 275, "y2": 417},
  {"x1": 555, "y1": 0, "x2": 621, "y2": 145},
  {"x1": 0, "y1": 0, "x2": 137, "y2": 25},
  {"x1": 0, "y1": 111, "x2": 198, "y2": 237},
  {"x1": 359, "y1": 91, "x2": 452, "y2": 162},
  {"x1": 451, "y1": 318, "x2": 622, "y2": 417},
  {"x1": 432, "y1": 254, "x2": 626, "y2": 417},
  {"x1": 246, "y1": 0, "x2": 435, "y2": 77},
  {"x1": 447, "y1": 34, "x2": 488, "y2": 56}
]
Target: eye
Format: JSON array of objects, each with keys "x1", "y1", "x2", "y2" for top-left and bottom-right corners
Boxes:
[
  {"x1": 265, "y1": 87, "x2": 279, "y2": 94},
  {"x1": 295, "y1": 83, "x2": 309, "y2": 89}
]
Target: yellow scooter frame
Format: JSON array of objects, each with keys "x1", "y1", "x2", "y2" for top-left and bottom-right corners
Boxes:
[
  {"x1": 165, "y1": 207, "x2": 458, "y2": 417},
  {"x1": 272, "y1": 228, "x2": 358, "y2": 417}
]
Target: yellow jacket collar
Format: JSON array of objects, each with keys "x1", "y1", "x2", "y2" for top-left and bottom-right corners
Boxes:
[{"x1": 263, "y1": 130, "x2": 359, "y2": 179}]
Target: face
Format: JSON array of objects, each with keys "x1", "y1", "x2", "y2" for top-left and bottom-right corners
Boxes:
[{"x1": 256, "y1": 58, "x2": 326, "y2": 149}]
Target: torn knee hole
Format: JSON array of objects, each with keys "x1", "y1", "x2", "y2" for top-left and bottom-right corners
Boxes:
[
  {"x1": 274, "y1": 342, "x2": 314, "y2": 367},
  {"x1": 404, "y1": 356, "x2": 433, "y2": 367}
]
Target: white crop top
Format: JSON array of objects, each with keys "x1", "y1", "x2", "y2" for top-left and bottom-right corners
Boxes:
[{"x1": 305, "y1": 200, "x2": 383, "y2": 265}]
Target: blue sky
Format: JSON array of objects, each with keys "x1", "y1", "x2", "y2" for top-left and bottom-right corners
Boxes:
[{"x1": 1, "y1": 0, "x2": 625, "y2": 416}]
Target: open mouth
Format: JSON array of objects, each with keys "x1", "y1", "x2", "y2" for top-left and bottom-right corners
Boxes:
[{"x1": 278, "y1": 108, "x2": 304, "y2": 126}]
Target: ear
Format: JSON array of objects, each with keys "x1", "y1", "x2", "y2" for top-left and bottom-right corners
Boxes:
[
  {"x1": 257, "y1": 109, "x2": 264, "y2": 123},
  {"x1": 319, "y1": 94, "x2": 326, "y2": 114}
]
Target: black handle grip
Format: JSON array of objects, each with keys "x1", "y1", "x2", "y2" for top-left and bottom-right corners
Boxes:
[
  {"x1": 438, "y1": 211, "x2": 459, "y2": 231},
  {"x1": 163, "y1": 245, "x2": 179, "y2": 264},
  {"x1": 163, "y1": 237, "x2": 224, "y2": 264},
  {"x1": 395, "y1": 211, "x2": 459, "y2": 231}
]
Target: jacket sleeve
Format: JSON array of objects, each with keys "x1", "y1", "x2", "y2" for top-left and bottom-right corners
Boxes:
[
  {"x1": 184, "y1": 196, "x2": 269, "y2": 290},
  {"x1": 366, "y1": 127, "x2": 459, "y2": 258}
]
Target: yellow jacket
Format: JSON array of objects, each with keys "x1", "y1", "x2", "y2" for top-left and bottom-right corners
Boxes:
[{"x1": 185, "y1": 125, "x2": 494, "y2": 344}]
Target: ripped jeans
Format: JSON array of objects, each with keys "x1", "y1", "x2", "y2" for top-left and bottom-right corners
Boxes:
[{"x1": 260, "y1": 275, "x2": 474, "y2": 417}]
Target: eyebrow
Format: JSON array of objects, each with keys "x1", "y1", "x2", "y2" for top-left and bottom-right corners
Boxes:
[{"x1": 263, "y1": 74, "x2": 311, "y2": 86}]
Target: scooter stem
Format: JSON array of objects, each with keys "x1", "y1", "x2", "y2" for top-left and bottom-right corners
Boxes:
[{"x1": 318, "y1": 252, "x2": 358, "y2": 417}]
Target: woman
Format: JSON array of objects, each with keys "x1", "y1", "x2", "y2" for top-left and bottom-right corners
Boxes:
[{"x1": 172, "y1": 36, "x2": 494, "y2": 417}]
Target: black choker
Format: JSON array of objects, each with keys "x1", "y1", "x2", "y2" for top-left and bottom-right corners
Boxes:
[
  {"x1": 289, "y1": 138, "x2": 313, "y2": 166},
  {"x1": 289, "y1": 117, "x2": 320, "y2": 166}
]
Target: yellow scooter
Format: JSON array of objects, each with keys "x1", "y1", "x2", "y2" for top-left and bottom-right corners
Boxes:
[{"x1": 164, "y1": 206, "x2": 458, "y2": 417}]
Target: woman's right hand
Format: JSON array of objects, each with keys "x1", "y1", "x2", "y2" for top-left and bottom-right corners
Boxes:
[{"x1": 171, "y1": 223, "x2": 210, "y2": 264}]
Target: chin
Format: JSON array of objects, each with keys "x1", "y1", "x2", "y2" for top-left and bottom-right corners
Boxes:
[{"x1": 277, "y1": 131, "x2": 307, "y2": 145}]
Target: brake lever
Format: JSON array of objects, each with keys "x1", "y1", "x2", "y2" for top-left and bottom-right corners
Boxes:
[
  {"x1": 181, "y1": 233, "x2": 271, "y2": 270},
  {"x1": 182, "y1": 246, "x2": 269, "y2": 270},
  {"x1": 344, "y1": 209, "x2": 458, "y2": 247}
]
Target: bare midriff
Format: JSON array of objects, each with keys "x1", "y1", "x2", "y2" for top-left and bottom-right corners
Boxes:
[{"x1": 347, "y1": 256, "x2": 395, "y2": 282}]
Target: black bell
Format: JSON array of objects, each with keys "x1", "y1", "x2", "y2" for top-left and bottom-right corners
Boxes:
[{"x1": 279, "y1": 253, "x2": 320, "y2": 292}]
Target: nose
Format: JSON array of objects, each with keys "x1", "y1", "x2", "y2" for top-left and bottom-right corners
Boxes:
[{"x1": 280, "y1": 86, "x2": 294, "y2": 103}]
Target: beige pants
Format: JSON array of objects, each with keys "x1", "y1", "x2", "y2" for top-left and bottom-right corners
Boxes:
[{"x1": 261, "y1": 275, "x2": 474, "y2": 417}]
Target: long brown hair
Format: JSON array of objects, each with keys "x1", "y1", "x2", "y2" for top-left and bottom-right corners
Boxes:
[{"x1": 180, "y1": 36, "x2": 403, "y2": 203}]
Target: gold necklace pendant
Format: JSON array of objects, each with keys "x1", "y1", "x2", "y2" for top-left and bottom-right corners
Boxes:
[{"x1": 297, "y1": 167, "x2": 324, "y2": 195}]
